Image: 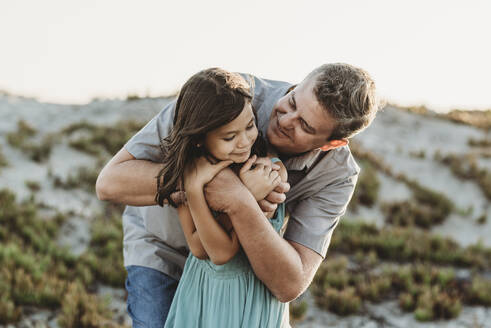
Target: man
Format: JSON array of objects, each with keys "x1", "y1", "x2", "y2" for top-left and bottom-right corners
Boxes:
[{"x1": 96, "y1": 63, "x2": 380, "y2": 327}]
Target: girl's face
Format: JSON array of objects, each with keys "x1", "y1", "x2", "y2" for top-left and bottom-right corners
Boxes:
[{"x1": 204, "y1": 102, "x2": 258, "y2": 163}]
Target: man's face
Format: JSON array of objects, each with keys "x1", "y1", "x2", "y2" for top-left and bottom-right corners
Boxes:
[{"x1": 267, "y1": 77, "x2": 337, "y2": 155}]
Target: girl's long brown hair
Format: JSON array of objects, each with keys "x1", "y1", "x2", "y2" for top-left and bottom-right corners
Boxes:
[{"x1": 156, "y1": 68, "x2": 266, "y2": 207}]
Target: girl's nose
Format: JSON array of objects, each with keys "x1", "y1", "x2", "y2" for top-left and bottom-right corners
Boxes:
[{"x1": 237, "y1": 133, "x2": 250, "y2": 148}]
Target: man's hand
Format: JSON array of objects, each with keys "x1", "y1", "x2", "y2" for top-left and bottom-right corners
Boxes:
[{"x1": 204, "y1": 168, "x2": 250, "y2": 213}]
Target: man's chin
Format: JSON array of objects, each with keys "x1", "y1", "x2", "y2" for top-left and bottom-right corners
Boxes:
[
  {"x1": 266, "y1": 125, "x2": 274, "y2": 141},
  {"x1": 266, "y1": 128, "x2": 285, "y2": 152}
]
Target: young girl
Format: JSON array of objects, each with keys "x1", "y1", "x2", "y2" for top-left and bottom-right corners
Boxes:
[{"x1": 157, "y1": 68, "x2": 288, "y2": 327}]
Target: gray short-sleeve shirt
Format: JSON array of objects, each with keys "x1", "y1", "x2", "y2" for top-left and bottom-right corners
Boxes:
[{"x1": 122, "y1": 74, "x2": 360, "y2": 280}]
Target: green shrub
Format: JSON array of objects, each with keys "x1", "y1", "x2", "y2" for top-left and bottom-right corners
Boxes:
[
  {"x1": 441, "y1": 109, "x2": 491, "y2": 130},
  {"x1": 0, "y1": 145, "x2": 8, "y2": 168},
  {"x1": 7, "y1": 120, "x2": 37, "y2": 146},
  {"x1": 467, "y1": 277, "x2": 491, "y2": 306},
  {"x1": 310, "y1": 222, "x2": 491, "y2": 321},
  {"x1": 289, "y1": 300, "x2": 308, "y2": 321},
  {"x1": 414, "y1": 286, "x2": 461, "y2": 321},
  {"x1": 382, "y1": 181, "x2": 454, "y2": 228},
  {"x1": 331, "y1": 220, "x2": 491, "y2": 269},
  {"x1": 58, "y1": 282, "x2": 114, "y2": 328},
  {"x1": 399, "y1": 292, "x2": 415, "y2": 311},
  {"x1": 476, "y1": 215, "x2": 487, "y2": 224},
  {"x1": 82, "y1": 203, "x2": 126, "y2": 287},
  {"x1": 349, "y1": 161, "x2": 380, "y2": 211},
  {"x1": 468, "y1": 137, "x2": 491, "y2": 147},
  {"x1": 0, "y1": 297, "x2": 20, "y2": 324},
  {"x1": 25, "y1": 180, "x2": 41, "y2": 192},
  {"x1": 410, "y1": 183, "x2": 453, "y2": 219},
  {"x1": 382, "y1": 182, "x2": 453, "y2": 228},
  {"x1": 437, "y1": 153, "x2": 491, "y2": 200},
  {"x1": 351, "y1": 142, "x2": 455, "y2": 222},
  {"x1": 6, "y1": 121, "x2": 54, "y2": 162},
  {"x1": 313, "y1": 257, "x2": 466, "y2": 320},
  {"x1": 53, "y1": 166, "x2": 100, "y2": 193},
  {"x1": 357, "y1": 275, "x2": 391, "y2": 302},
  {"x1": 61, "y1": 121, "x2": 99, "y2": 135},
  {"x1": 63, "y1": 120, "x2": 145, "y2": 157},
  {"x1": 0, "y1": 188, "x2": 126, "y2": 325},
  {"x1": 409, "y1": 150, "x2": 426, "y2": 159},
  {"x1": 126, "y1": 94, "x2": 141, "y2": 101},
  {"x1": 316, "y1": 287, "x2": 361, "y2": 316},
  {"x1": 18, "y1": 120, "x2": 37, "y2": 136}
]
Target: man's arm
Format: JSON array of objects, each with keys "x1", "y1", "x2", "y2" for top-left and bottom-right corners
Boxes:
[
  {"x1": 96, "y1": 148, "x2": 289, "y2": 210},
  {"x1": 95, "y1": 148, "x2": 161, "y2": 206},
  {"x1": 96, "y1": 99, "x2": 177, "y2": 206},
  {"x1": 232, "y1": 196, "x2": 322, "y2": 302},
  {"x1": 204, "y1": 169, "x2": 322, "y2": 302}
]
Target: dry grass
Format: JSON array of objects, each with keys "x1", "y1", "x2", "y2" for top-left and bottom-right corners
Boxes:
[
  {"x1": 435, "y1": 152, "x2": 491, "y2": 200},
  {"x1": 313, "y1": 219, "x2": 491, "y2": 321},
  {"x1": 331, "y1": 220, "x2": 491, "y2": 269},
  {"x1": 62, "y1": 120, "x2": 145, "y2": 157},
  {"x1": 350, "y1": 142, "x2": 455, "y2": 227},
  {"x1": 312, "y1": 255, "x2": 467, "y2": 321},
  {"x1": 349, "y1": 161, "x2": 380, "y2": 212},
  {"x1": 441, "y1": 109, "x2": 491, "y2": 131},
  {"x1": 390, "y1": 104, "x2": 491, "y2": 131},
  {"x1": 6, "y1": 120, "x2": 55, "y2": 163},
  {"x1": 0, "y1": 189, "x2": 126, "y2": 326},
  {"x1": 0, "y1": 145, "x2": 8, "y2": 169}
]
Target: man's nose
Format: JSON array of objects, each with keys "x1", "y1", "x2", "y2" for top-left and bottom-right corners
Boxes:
[{"x1": 278, "y1": 112, "x2": 296, "y2": 130}]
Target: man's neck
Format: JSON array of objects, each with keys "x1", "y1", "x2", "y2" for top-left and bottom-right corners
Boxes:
[{"x1": 278, "y1": 150, "x2": 310, "y2": 163}]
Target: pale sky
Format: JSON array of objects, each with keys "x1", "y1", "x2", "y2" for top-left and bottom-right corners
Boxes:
[{"x1": 1, "y1": 0, "x2": 490, "y2": 112}]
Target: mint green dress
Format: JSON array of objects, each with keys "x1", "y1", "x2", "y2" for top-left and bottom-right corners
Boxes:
[{"x1": 164, "y1": 203, "x2": 287, "y2": 328}]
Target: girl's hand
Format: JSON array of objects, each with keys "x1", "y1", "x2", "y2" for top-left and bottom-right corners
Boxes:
[
  {"x1": 239, "y1": 155, "x2": 282, "y2": 201},
  {"x1": 184, "y1": 156, "x2": 233, "y2": 192}
]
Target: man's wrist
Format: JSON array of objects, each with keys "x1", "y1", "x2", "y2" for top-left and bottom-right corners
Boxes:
[{"x1": 225, "y1": 188, "x2": 257, "y2": 215}]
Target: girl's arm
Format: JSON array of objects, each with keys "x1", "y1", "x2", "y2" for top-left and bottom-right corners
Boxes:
[
  {"x1": 185, "y1": 186, "x2": 240, "y2": 265},
  {"x1": 183, "y1": 157, "x2": 239, "y2": 265},
  {"x1": 181, "y1": 155, "x2": 284, "y2": 264},
  {"x1": 177, "y1": 204, "x2": 208, "y2": 259}
]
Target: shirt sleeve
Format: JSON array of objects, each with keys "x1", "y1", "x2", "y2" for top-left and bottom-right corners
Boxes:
[
  {"x1": 283, "y1": 173, "x2": 358, "y2": 258},
  {"x1": 124, "y1": 99, "x2": 176, "y2": 161}
]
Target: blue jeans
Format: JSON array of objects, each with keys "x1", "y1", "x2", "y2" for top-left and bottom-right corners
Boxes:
[{"x1": 125, "y1": 265, "x2": 179, "y2": 328}]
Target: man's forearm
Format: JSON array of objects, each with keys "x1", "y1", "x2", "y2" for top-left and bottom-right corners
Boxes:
[
  {"x1": 96, "y1": 152, "x2": 161, "y2": 206},
  {"x1": 225, "y1": 192, "x2": 307, "y2": 302}
]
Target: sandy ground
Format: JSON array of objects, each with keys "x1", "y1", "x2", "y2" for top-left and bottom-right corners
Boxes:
[
  {"x1": 0, "y1": 95, "x2": 489, "y2": 327},
  {"x1": 0, "y1": 94, "x2": 169, "y2": 328},
  {"x1": 348, "y1": 106, "x2": 490, "y2": 247}
]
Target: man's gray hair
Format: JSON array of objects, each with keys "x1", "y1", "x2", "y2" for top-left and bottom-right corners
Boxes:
[{"x1": 307, "y1": 63, "x2": 381, "y2": 140}]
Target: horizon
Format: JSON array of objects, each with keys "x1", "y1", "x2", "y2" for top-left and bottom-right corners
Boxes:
[{"x1": 1, "y1": 0, "x2": 490, "y2": 113}]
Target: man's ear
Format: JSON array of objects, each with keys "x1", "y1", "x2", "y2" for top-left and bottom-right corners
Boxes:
[{"x1": 319, "y1": 139, "x2": 348, "y2": 151}]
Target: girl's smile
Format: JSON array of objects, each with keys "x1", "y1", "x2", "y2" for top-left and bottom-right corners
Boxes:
[{"x1": 204, "y1": 101, "x2": 258, "y2": 163}]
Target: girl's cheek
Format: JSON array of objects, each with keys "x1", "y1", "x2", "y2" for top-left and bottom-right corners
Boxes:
[{"x1": 250, "y1": 128, "x2": 258, "y2": 142}]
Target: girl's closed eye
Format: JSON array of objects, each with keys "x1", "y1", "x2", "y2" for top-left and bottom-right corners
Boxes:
[{"x1": 223, "y1": 123, "x2": 255, "y2": 141}]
